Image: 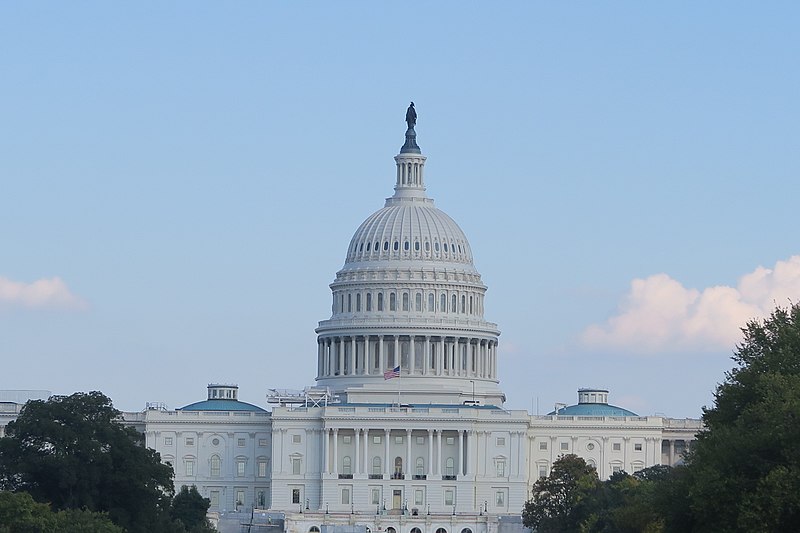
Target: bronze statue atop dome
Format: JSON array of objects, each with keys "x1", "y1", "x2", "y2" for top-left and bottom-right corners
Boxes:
[{"x1": 405, "y1": 102, "x2": 417, "y2": 130}]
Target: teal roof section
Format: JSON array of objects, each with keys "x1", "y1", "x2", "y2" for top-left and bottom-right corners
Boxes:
[
  {"x1": 179, "y1": 399, "x2": 266, "y2": 412},
  {"x1": 548, "y1": 403, "x2": 638, "y2": 417}
]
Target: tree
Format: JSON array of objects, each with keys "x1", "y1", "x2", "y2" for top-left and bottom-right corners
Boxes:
[
  {"x1": 522, "y1": 454, "x2": 601, "y2": 532},
  {"x1": 686, "y1": 304, "x2": 800, "y2": 532},
  {"x1": 171, "y1": 485, "x2": 212, "y2": 531},
  {"x1": 0, "y1": 391, "x2": 175, "y2": 533},
  {"x1": 0, "y1": 491, "x2": 123, "y2": 533}
]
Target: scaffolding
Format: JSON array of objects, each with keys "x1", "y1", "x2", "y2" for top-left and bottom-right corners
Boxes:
[{"x1": 266, "y1": 387, "x2": 331, "y2": 408}]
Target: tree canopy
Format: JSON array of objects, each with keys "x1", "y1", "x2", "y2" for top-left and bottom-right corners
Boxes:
[
  {"x1": 0, "y1": 391, "x2": 175, "y2": 533},
  {"x1": 686, "y1": 304, "x2": 800, "y2": 532},
  {"x1": 171, "y1": 485, "x2": 212, "y2": 531}
]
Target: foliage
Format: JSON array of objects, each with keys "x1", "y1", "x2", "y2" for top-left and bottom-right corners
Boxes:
[
  {"x1": 0, "y1": 391, "x2": 175, "y2": 533},
  {"x1": 171, "y1": 485, "x2": 212, "y2": 531},
  {"x1": 0, "y1": 491, "x2": 123, "y2": 533},
  {"x1": 685, "y1": 304, "x2": 800, "y2": 532},
  {"x1": 522, "y1": 454, "x2": 601, "y2": 532}
]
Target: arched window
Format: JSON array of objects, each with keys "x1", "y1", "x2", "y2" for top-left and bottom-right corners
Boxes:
[
  {"x1": 342, "y1": 456, "x2": 352, "y2": 475},
  {"x1": 414, "y1": 241, "x2": 420, "y2": 251},
  {"x1": 444, "y1": 243, "x2": 449, "y2": 252},
  {"x1": 384, "y1": 241, "x2": 389, "y2": 251},
  {"x1": 436, "y1": 528, "x2": 448, "y2": 533},
  {"x1": 211, "y1": 455, "x2": 221, "y2": 477},
  {"x1": 440, "y1": 293, "x2": 446, "y2": 312},
  {"x1": 404, "y1": 241, "x2": 410, "y2": 251},
  {"x1": 356, "y1": 294, "x2": 361, "y2": 312},
  {"x1": 469, "y1": 295, "x2": 473, "y2": 314},
  {"x1": 394, "y1": 241, "x2": 399, "y2": 251},
  {"x1": 372, "y1": 456, "x2": 382, "y2": 475},
  {"x1": 415, "y1": 293, "x2": 422, "y2": 312},
  {"x1": 387, "y1": 528, "x2": 397, "y2": 533},
  {"x1": 461, "y1": 529, "x2": 473, "y2": 533},
  {"x1": 366, "y1": 293, "x2": 372, "y2": 311},
  {"x1": 416, "y1": 457, "x2": 425, "y2": 476},
  {"x1": 461, "y1": 295, "x2": 466, "y2": 313},
  {"x1": 390, "y1": 293, "x2": 396, "y2": 311},
  {"x1": 348, "y1": 294, "x2": 352, "y2": 313},
  {"x1": 394, "y1": 456, "x2": 403, "y2": 476},
  {"x1": 402, "y1": 293, "x2": 409, "y2": 311},
  {"x1": 310, "y1": 527, "x2": 320, "y2": 533},
  {"x1": 411, "y1": 528, "x2": 422, "y2": 533},
  {"x1": 451, "y1": 295, "x2": 457, "y2": 312},
  {"x1": 428, "y1": 293, "x2": 434, "y2": 311},
  {"x1": 435, "y1": 241, "x2": 440, "y2": 252},
  {"x1": 445, "y1": 457, "x2": 454, "y2": 476},
  {"x1": 375, "y1": 241, "x2": 380, "y2": 251},
  {"x1": 378, "y1": 293, "x2": 384, "y2": 311},
  {"x1": 366, "y1": 241, "x2": 370, "y2": 252},
  {"x1": 425, "y1": 241, "x2": 430, "y2": 252}
]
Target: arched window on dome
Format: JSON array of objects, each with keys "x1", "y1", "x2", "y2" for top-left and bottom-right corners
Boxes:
[
  {"x1": 444, "y1": 243, "x2": 449, "y2": 253},
  {"x1": 348, "y1": 294, "x2": 352, "y2": 313},
  {"x1": 341, "y1": 295, "x2": 345, "y2": 314},
  {"x1": 469, "y1": 295, "x2": 473, "y2": 315},
  {"x1": 425, "y1": 241, "x2": 430, "y2": 252},
  {"x1": 390, "y1": 293, "x2": 396, "y2": 311},
  {"x1": 440, "y1": 294, "x2": 447, "y2": 312},
  {"x1": 451, "y1": 295, "x2": 457, "y2": 312},
  {"x1": 378, "y1": 293, "x2": 384, "y2": 311},
  {"x1": 359, "y1": 242, "x2": 363, "y2": 252},
  {"x1": 366, "y1": 241, "x2": 371, "y2": 252},
  {"x1": 415, "y1": 293, "x2": 422, "y2": 312},
  {"x1": 428, "y1": 293, "x2": 434, "y2": 312},
  {"x1": 414, "y1": 241, "x2": 420, "y2": 252},
  {"x1": 366, "y1": 293, "x2": 372, "y2": 312},
  {"x1": 356, "y1": 293, "x2": 361, "y2": 312},
  {"x1": 404, "y1": 241, "x2": 410, "y2": 251},
  {"x1": 461, "y1": 295, "x2": 466, "y2": 313},
  {"x1": 384, "y1": 241, "x2": 389, "y2": 251},
  {"x1": 393, "y1": 241, "x2": 399, "y2": 252},
  {"x1": 435, "y1": 241, "x2": 440, "y2": 252},
  {"x1": 402, "y1": 293, "x2": 409, "y2": 312}
]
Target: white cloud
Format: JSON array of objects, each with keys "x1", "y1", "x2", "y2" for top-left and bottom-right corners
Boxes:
[
  {"x1": 0, "y1": 276, "x2": 87, "y2": 310},
  {"x1": 582, "y1": 255, "x2": 800, "y2": 354}
]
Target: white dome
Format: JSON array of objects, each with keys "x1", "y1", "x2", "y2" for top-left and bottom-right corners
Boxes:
[{"x1": 343, "y1": 199, "x2": 475, "y2": 271}]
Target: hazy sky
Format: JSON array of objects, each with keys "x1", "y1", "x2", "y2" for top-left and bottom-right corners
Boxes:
[{"x1": 2, "y1": 3, "x2": 798, "y2": 418}]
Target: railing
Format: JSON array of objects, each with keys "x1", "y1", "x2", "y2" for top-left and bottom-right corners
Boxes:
[
  {"x1": 368, "y1": 474, "x2": 383, "y2": 479},
  {"x1": 391, "y1": 472, "x2": 405, "y2": 480},
  {"x1": 442, "y1": 475, "x2": 456, "y2": 480},
  {"x1": 338, "y1": 474, "x2": 353, "y2": 479},
  {"x1": 413, "y1": 474, "x2": 427, "y2": 480}
]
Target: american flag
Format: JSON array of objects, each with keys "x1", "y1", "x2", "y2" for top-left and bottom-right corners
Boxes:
[{"x1": 384, "y1": 365, "x2": 400, "y2": 380}]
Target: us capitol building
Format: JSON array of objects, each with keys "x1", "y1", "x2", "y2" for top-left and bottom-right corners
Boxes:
[{"x1": 1, "y1": 105, "x2": 701, "y2": 533}]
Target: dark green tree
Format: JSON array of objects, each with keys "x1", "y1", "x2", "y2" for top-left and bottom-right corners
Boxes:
[
  {"x1": 522, "y1": 454, "x2": 601, "y2": 532},
  {"x1": 0, "y1": 391, "x2": 175, "y2": 533},
  {"x1": 0, "y1": 491, "x2": 123, "y2": 533},
  {"x1": 686, "y1": 304, "x2": 800, "y2": 532},
  {"x1": 171, "y1": 485, "x2": 211, "y2": 531}
]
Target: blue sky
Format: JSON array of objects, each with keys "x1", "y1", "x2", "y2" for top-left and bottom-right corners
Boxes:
[{"x1": 1, "y1": 3, "x2": 798, "y2": 418}]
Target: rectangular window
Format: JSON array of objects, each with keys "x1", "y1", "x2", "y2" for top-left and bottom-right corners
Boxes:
[
  {"x1": 238, "y1": 438, "x2": 246, "y2": 447},
  {"x1": 185, "y1": 437, "x2": 194, "y2": 446},
  {"x1": 446, "y1": 437, "x2": 454, "y2": 445},
  {"x1": 371, "y1": 488, "x2": 381, "y2": 505},
  {"x1": 634, "y1": 443, "x2": 643, "y2": 451},
  {"x1": 259, "y1": 438, "x2": 268, "y2": 447},
  {"x1": 237, "y1": 461, "x2": 246, "y2": 476},
  {"x1": 210, "y1": 491, "x2": 220, "y2": 509},
  {"x1": 341, "y1": 488, "x2": 350, "y2": 505},
  {"x1": 343, "y1": 435, "x2": 351, "y2": 444},
  {"x1": 496, "y1": 491, "x2": 505, "y2": 507},
  {"x1": 185, "y1": 460, "x2": 194, "y2": 476},
  {"x1": 539, "y1": 466, "x2": 547, "y2": 479},
  {"x1": 165, "y1": 437, "x2": 173, "y2": 446},
  {"x1": 444, "y1": 489, "x2": 454, "y2": 506},
  {"x1": 416, "y1": 436, "x2": 424, "y2": 445},
  {"x1": 258, "y1": 460, "x2": 268, "y2": 477},
  {"x1": 612, "y1": 465, "x2": 622, "y2": 474},
  {"x1": 496, "y1": 461, "x2": 505, "y2": 477},
  {"x1": 236, "y1": 490, "x2": 245, "y2": 506},
  {"x1": 415, "y1": 489, "x2": 423, "y2": 505},
  {"x1": 496, "y1": 437, "x2": 505, "y2": 446},
  {"x1": 292, "y1": 489, "x2": 300, "y2": 504},
  {"x1": 395, "y1": 436, "x2": 403, "y2": 444},
  {"x1": 292, "y1": 458, "x2": 301, "y2": 475},
  {"x1": 257, "y1": 490, "x2": 266, "y2": 507},
  {"x1": 539, "y1": 441, "x2": 547, "y2": 450},
  {"x1": 293, "y1": 434, "x2": 302, "y2": 444},
  {"x1": 373, "y1": 436, "x2": 381, "y2": 444},
  {"x1": 560, "y1": 442, "x2": 569, "y2": 451},
  {"x1": 613, "y1": 443, "x2": 621, "y2": 451}
]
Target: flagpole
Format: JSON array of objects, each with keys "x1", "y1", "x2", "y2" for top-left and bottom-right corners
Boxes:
[{"x1": 397, "y1": 362, "x2": 401, "y2": 407}]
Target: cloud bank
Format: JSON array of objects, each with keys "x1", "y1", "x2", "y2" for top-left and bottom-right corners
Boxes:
[
  {"x1": 582, "y1": 255, "x2": 800, "y2": 354},
  {"x1": 0, "y1": 276, "x2": 87, "y2": 310}
]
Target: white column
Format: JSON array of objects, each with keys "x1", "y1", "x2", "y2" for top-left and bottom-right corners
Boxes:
[
  {"x1": 350, "y1": 336, "x2": 356, "y2": 375},
  {"x1": 406, "y1": 429, "x2": 412, "y2": 477},
  {"x1": 466, "y1": 430, "x2": 474, "y2": 476},
  {"x1": 332, "y1": 429, "x2": 339, "y2": 474},
  {"x1": 384, "y1": 429, "x2": 391, "y2": 476},
  {"x1": 378, "y1": 335, "x2": 385, "y2": 372},
  {"x1": 394, "y1": 336, "x2": 399, "y2": 371},
  {"x1": 439, "y1": 337, "x2": 445, "y2": 376},
  {"x1": 423, "y1": 336, "x2": 430, "y2": 376},
  {"x1": 410, "y1": 336, "x2": 415, "y2": 374},
  {"x1": 669, "y1": 439, "x2": 675, "y2": 466},
  {"x1": 365, "y1": 337, "x2": 371, "y2": 375},
  {"x1": 355, "y1": 429, "x2": 361, "y2": 474},
  {"x1": 436, "y1": 430, "x2": 442, "y2": 475},
  {"x1": 458, "y1": 430, "x2": 464, "y2": 476},
  {"x1": 363, "y1": 429, "x2": 370, "y2": 473},
  {"x1": 508, "y1": 432, "x2": 514, "y2": 477},
  {"x1": 427, "y1": 429, "x2": 433, "y2": 477},
  {"x1": 318, "y1": 340, "x2": 323, "y2": 377},
  {"x1": 323, "y1": 428, "x2": 329, "y2": 474}
]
